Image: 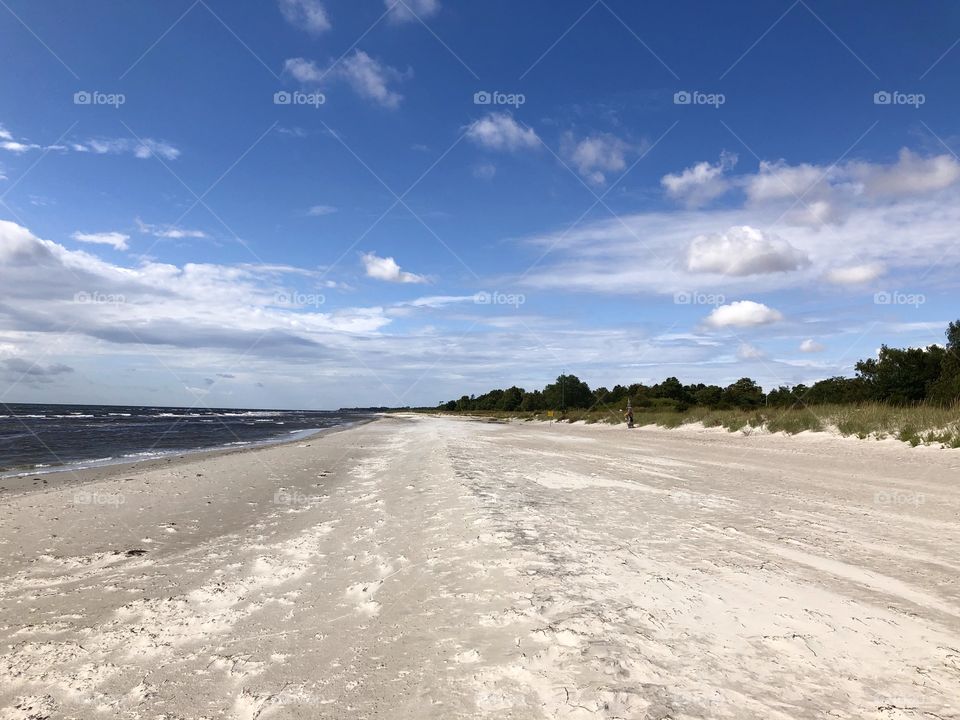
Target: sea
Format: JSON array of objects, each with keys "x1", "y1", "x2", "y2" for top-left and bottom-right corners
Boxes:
[{"x1": 0, "y1": 403, "x2": 372, "y2": 476}]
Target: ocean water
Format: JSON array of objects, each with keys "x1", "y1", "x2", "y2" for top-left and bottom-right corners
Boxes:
[{"x1": 0, "y1": 404, "x2": 371, "y2": 476}]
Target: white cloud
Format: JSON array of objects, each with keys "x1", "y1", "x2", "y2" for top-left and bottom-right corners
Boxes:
[
  {"x1": 284, "y1": 51, "x2": 410, "y2": 108},
  {"x1": 337, "y1": 50, "x2": 408, "y2": 109},
  {"x1": 0, "y1": 220, "x2": 394, "y2": 357},
  {"x1": 825, "y1": 263, "x2": 884, "y2": 285},
  {"x1": 361, "y1": 252, "x2": 426, "y2": 283},
  {"x1": 737, "y1": 342, "x2": 764, "y2": 359},
  {"x1": 71, "y1": 231, "x2": 130, "y2": 251},
  {"x1": 745, "y1": 160, "x2": 826, "y2": 204},
  {"x1": 135, "y1": 218, "x2": 206, "y2": 239},
  {"x1": 76, "y1": 138, "x2": 181, "y2": 160},
  {"x1": 520, "y1": 151, "x2": 960, "y2": 297},
  {"x1": 686, "y1": 226, "x2": 809, "y2": 276},
  {"x1": 662, "y1": 152, "x2": 737, "y2": 207},
  {"x1": 704, "y1": 301, "x2": 783, "y2": 329},
  {"x1": 563, "y1": 133, "x2": 633, "y2": 186},
  {"x1": 1, "y1": 140, "x2": 41, "y2": 154},
  {"x1": 0, "y1": 125, "x2": 180, "y2": 160},
  {"x1": 465, "y1": 113, "x2": 539, "y2": 152},
  {"x1": 278, "y1": 0, "x2": 331, "y2": 34},
  {"x1": 307, "y1": 205, "x2": 337, "y2": 216},
  {"x1": 386, "y1": 0, "x2": 440, "y2": 23},
  {"x1": 473, "y1": 163, "x2": 496, "y2": 180},
  {"x1": 852, "y1": 148, "x2": 960, "y2": 197},
  {"x1": 740, "y1": 150, "x2": 960, "y2": 226},
  {"x1": 799, "y1": 339, "x2": 825, "y2": 353}
]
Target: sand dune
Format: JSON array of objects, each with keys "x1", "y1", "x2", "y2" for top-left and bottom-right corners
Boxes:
[{"x1": 1, "y1": 415, "x2": 958, "y2": 719}]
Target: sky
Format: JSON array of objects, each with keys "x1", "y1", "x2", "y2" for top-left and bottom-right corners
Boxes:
[{"x1": 1, "y1": 0, "x2": 959, "y2": 410}]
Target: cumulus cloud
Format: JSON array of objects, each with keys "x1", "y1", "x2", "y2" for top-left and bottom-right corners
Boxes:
[
  {"x1": 704, "y1": 301, "x2": 783, "y2": 329},
  {"x1": 800, "y1": 339, "x2": 825, "y2": 353},
  {"x1": 0, "y1": 220, "x2": 395, "y2": 361},
  {"x1": 465, "y1": 113, "x2": 539, "y2": 152},
  {"x1": 284, "y1": 51, "x2": 410, "y2": 108},
  {"x1": 662, "y1": 152, "x2": 737, "y2": 207},
  {"x1": 278, "y1": 0, "x2": 331, "y2": 34},
  {"x1": 563, "y1": 133, "x2": 634, "y2": 186},
  {"x1": 386, "y1": 0, "x2": 440, "y2": 23},
  {"x1": 743, "y1": 150, "x2": 960, "y2": 225},
  {"x1": 852, "y1": 148, "x2": 960, "y2": 197},
  {"x1": 745, "y1": 160, "x2": 826, "y2": 204},
  {"x1": 825, "y1": 263, "x2": 884, "y2": 285},
  {"x1": 71, "y1": 231, "x2": 130, "y2": 251},
  {"x1": 686, "y1": 226, "x2": 809, "y2": 276},
  {"x1": 361, "y1": 252, "x2": 426, "y2": 283}
]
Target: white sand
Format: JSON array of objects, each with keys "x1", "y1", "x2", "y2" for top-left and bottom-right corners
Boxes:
[{"x1": 1, "y1": 415, "x2": 958, "y2": 719}]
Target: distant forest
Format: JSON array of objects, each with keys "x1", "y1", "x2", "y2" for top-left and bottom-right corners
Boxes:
[{"x1": 439, "y1": 321, "x2": 960, "y2": 413}]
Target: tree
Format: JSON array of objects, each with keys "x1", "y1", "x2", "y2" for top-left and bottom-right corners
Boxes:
[
  {"x1": 497, "y1": 386, "x2": 525, "y2": 411},
  {"x1": 651, "y1": 377, "x2": 693, "y2": 406},
  {"x1": 693, "y1": 384, "x2": 723, "y2": 408},
  {"x1": 722, "y1": 378, "x2": 764, "y2": 408},
  {"x1": 520, "y1": 390, "x2": 546, "y2": 411},
  {"x1": 856, "y1": 345, "x2": 946, "y2": 404},
  {"x1": 930, "y1": 320, "x2": 960, "y2": 405},
  {"x1": 543, "y1": 374, "x2": 593, "y2": 410}
]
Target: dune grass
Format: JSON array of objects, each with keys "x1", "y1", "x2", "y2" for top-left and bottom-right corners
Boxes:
[{"x1": 428, "y1": 402, "x2": 960, "y2": 448}]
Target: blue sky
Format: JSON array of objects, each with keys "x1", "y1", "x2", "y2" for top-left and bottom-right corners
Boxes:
[{"x1": 1, "y1": 0, "x2": 959, "y2": 409}]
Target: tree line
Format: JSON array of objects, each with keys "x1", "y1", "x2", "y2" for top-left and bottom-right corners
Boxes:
[{"x1": 439, "y1": 321, "x2": 960, "y2": 413}]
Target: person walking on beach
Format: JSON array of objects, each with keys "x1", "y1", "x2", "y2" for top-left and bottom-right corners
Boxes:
[{"x1": 625, "y1": 404, "x2": 634, "y2": 429}]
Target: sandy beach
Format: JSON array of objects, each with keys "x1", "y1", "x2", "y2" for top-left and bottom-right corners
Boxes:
[{"x1": 1, "y1": 415, "x2": 958, "y2": 719}]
